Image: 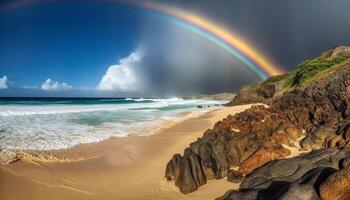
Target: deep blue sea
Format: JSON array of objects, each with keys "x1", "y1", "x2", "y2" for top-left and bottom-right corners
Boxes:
[{"x1": 0, "y1": 97, "x2": 226, "y2": 150}]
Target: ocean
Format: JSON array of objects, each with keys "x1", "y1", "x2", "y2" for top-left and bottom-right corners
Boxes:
[{"x1": 0, "y1": 97, "x2": 226, "y2": 150}]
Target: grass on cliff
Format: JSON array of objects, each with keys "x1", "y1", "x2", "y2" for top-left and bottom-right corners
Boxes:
[
  {"x1": 245, "y1": 52, "x2": 350, "y2": 93},
  {"x1": 287, "y1": 52, "x2": 350, "y2": 87}
]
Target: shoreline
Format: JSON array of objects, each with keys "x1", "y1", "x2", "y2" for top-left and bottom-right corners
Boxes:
[
  {"x1": 14, "y1": 107, "x2": 221, "y2": 163},
  {"x1": 0, "y1": 104, "x2": 255, "y2": 200}
]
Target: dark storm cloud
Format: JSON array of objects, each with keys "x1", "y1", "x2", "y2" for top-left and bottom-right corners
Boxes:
[
  {"x1": 153, "y1": 0, "x2": 350, "y2": 70},
  {"x1": 126, "y1": 0, "x2": 350, "y2": 96},
  {"x1": 130, "y1": 20, "x2": 260, "y2": 96}
]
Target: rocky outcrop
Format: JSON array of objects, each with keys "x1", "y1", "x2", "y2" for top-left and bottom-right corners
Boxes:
[
  {"x1": 165, "y1": 105, "x2": 302, "y2": 192},
  {"x1": 219, "y1": 149, "x2": 350, "y2": 200},
  {"x1": 226, "y1": 79, "x2": 287, "y2": 106},
  {"x1": 320, "y1": 164, "x2": 350, "y2": 200},
  {"x1": 165, "y1": 148, "x2": 206, "y2": 194},
  {"x1": 238, "y1": 143, "x2": 291, "y2": 175},
  {"x1": 228, "y1": 46, "x2": 350, "y2": 107},
  {"x1": 321, "y1": 46, "x2": 350, "y2": 60},
  {"x1": 166, "y1": 47, "x2": 350, "y2": 196}
]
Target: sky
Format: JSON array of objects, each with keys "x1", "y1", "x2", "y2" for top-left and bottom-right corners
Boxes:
[{"x1": 0, "y1": 0, "x2": 350, "y2": 97}]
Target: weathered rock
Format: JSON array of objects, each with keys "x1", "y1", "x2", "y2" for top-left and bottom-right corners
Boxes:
[
  {"x1": 198, "y1": 143, "x2": 217, "y2": 179},
  {"x1": 173, "y1": 148, "x2": 206, "y2": 194},
  {"x1": 279, "y1": 184, "x2": 320, "y2": 200},
  {"x1": 0, "y1": 149, "x2": 20, "y2": 165},
  {"x1": 320, "y1": 164, "x2": 350, "y2": 200},
  {"x1": 272, "y1": 131, "x2": 290, "y2": 145},
  {"x1": 321, "y1": 46, "x2": 350, "y2": 60},
  {"x1": 165, "y1": 154, "x2": 182, "y2": 181},
  {"x1": 217, "y1": 189, "x2": 259, "y2": 200},
  {"x1": 327, "y1": 135, "x2": 344, "y2": 148},
  {"x1": 240, "y1": 149, "x2": 348, "y2": 190},
  {"x1": 219, "y1": 149, "x2": 349, "y2": 200},
  {"x1": 166, "y1": 50, "x2": 350, "y2": 194},
  {"x1": 238, "y1": 143, "x2": 291, "y2": 175},
  {"x1": 226, "y1": 169, "x2": 243, "y2": 183},
  {"x1": 300, "y1": 127, "x2": 337, "y2": 150},
  {"x1": 343, "y1": 124, "x2": 350, "y2": 141},
  {"x1": 166, "y1": 105, "x2": 305, "y2": 193},
  {"x1": 212, "y1": 140, "x2": 230, "y2": 178},
  {"x1": 285, "y1": 126, "x2": 303, "y2": 141},
  {"x1": 339, "y1": 157, "x2": 350, "y2": 169}
]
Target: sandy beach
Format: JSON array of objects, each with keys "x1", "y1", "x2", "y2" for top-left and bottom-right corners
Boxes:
[{"x1": 0, "y1": 105, "x2": 256, "y2": 200}]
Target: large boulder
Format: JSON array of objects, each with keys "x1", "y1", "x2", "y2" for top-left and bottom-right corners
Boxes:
[
  {"x1": 238, "y1": 143, "x2": 291, "y2": 175},
  {"x1": 164, "y1": 148, "x2": 206, "y2": 194},
  {"x1": 240, "y1": 149, "x2": 348, "y2": 189},
  {"x1": 218, "y1": 149, "x2": 350, "y2": 200},
  {"x1": 198, "y1": 143, "x2": 217, "y2": 179},
  {"x1": 300, "y1": 127, "x2": 337, "y2": 150},
  {"x1": 320, "y1": 164, "x2": 350, "y2": 200},
  {"x1": 165, "y1": 154, "x2": 182, "y2": 181}
]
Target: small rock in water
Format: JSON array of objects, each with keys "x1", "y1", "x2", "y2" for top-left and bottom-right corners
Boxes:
[
  {"x1": 197, "y1": 105, "x2": 203, "y2": 108},
  {"x1": 0, "y1": 149, "x2": 20, "y2": 165}
]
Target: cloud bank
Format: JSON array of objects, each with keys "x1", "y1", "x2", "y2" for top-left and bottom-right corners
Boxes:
[
  {"x1": 97, "y1": 50, "x2": 143, "y2": 92},
  {"x1": 95, "y1": 22, "x2": 261, "y2": 97},
  {"x1": 0, "y1": 76, "x2": 8, "y2": 89},
  {"x1": 41, "y1": 79, "x2": 72, "y2": 91}
]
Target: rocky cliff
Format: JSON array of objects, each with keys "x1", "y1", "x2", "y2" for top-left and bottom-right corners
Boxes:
[
  {"x1": 227, "y1": 46, "x2": 350, "y2": 106},
  {"x1": 165, "y1": 46, "x2": 350, "y2": 199}
]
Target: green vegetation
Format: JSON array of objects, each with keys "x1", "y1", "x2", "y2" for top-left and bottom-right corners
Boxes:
[
  {"x1": 266, "y1": 73, "x2": 291, "y2": 83},
  {"x1": 244, "y1": 50, "x2": 350, "y2": 97},
  {"x1": 287, "y1": 52, "x2": 350, "y2": 87}
]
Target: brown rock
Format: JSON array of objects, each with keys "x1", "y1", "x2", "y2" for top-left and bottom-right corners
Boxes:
[
  {"x1": 320, "y1": 165, "x2": 350, "y2": 200},
  {"x1": 198, "y1": 143, "x2": 217, "y2": 179},
  {"x1": 167, "y1": 148, "x2": 207, "y2": 194},
  {"x1": 227, "y1": 169, "x2": 243, "y2": 183},
  {"x1": 238, "y1": 143, "x2": 291, "y2": 175},
  {"x1": 285, "y1": 126, "x2": 303, "y2": 141},
  {"x1": 328, "y1": 135, "x2": 344, "y2": 148},
  {"x1": 338, "y1": 139, "x2": 346, "y2": 149},
  {"x1": 272, "y1": 131, "x2": 290, "y2": 145},
  {"x1": 344, "y1": 127, "x2": 350, "y2": 141},
  {"x1": 300, "y1": 127, "x2": 337, "y2": 150},
  {"x1": 165, "y1": 154, "x2": 182, "y2": 180},
  {"x1": 344, "y1": 141, "x2": 350, "y2": 149},
  {"x1": 339, "y1": 157, "x2": 350, "y2": 169}
]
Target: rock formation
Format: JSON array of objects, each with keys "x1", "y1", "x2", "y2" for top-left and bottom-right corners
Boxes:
[
  {"x1": 238, "y1": 143, "x2": 291, "y2": 175},
  {"x1": 219, "y1": 149, "x2": 350, "y2": 200},
  {"x1": 320, "y1": 163, "x2": 350, "y2": 200},
  {"x1": 165, "y1": 46, "x2": 350, "y2": 199},
  {"x1": 165, "y1": 105, "x2": 302, "y2": 192}
]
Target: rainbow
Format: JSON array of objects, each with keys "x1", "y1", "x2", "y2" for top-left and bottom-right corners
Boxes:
[{"x1": 0, "y1": 0, "x2": 284, "y2": 79}]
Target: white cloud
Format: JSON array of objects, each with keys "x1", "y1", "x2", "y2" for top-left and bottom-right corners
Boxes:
[
  {"x1": 97, "y1": 50, "x2": 143, "y2": 91},
  {"x1": 23, "y1": 85, "x2": 38, "y2": 89},
  {"x1": 0, "y1": 76, "x2": 8, "y2": 89},
  {"x1": 41, "y1": 79, "x2": 72, "y2": 91}
]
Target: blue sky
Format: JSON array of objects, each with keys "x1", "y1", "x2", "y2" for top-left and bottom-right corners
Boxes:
[
  {"x1": 1, "y1": 0, "x2": 350, "y2": 97},
  {"x1": 0, "y1": 3, "x2": 142, "y2": 90}
]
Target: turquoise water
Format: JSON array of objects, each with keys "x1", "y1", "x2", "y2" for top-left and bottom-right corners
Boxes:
[{"x1": 0, "y1": 97, "x2": 226, "y2": 150}]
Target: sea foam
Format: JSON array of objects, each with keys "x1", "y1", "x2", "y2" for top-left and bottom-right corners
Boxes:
[{"x1": 0, "y1": 98, "x2": 225, "y2": 150}]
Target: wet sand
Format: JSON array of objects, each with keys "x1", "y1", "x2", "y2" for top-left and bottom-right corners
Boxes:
[{"x1": 0, "y1": 105, "x2": 256, "y2": 200}]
